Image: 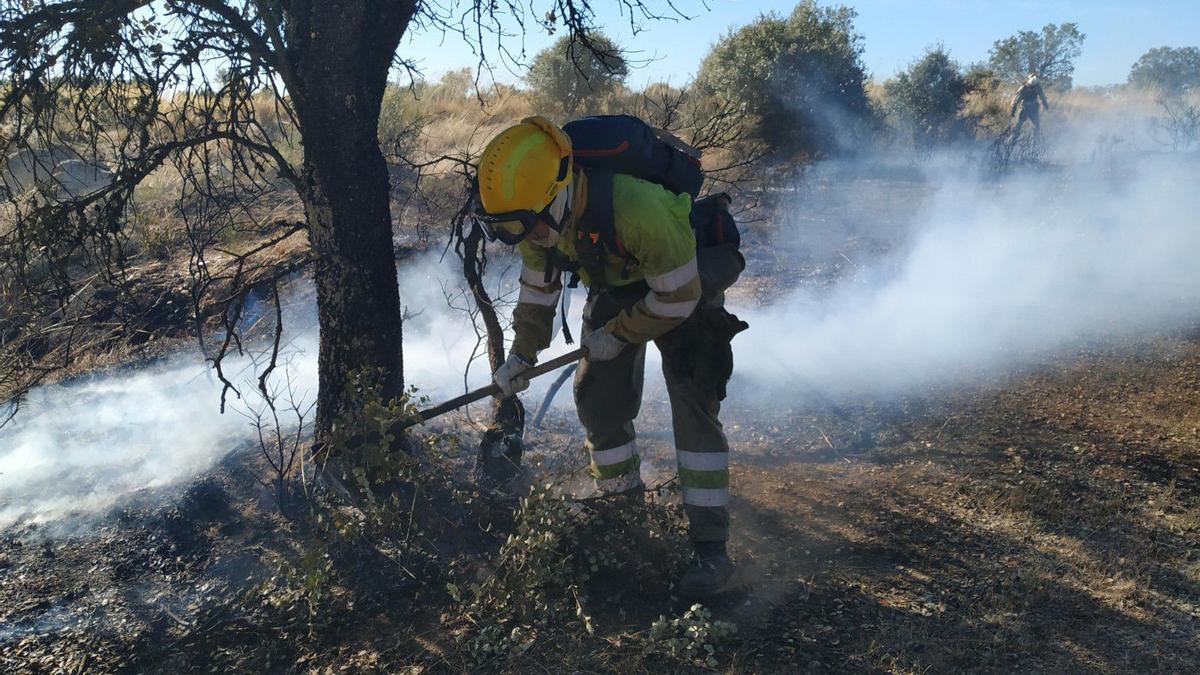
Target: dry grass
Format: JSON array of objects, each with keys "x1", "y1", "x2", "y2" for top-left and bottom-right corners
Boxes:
[{"x1": 1053, "y1": 86, "x2": 1164, "y2": 117}]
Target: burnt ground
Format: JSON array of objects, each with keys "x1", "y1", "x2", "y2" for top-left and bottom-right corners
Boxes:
[
  {"x1": 2, "y1": 160, "x2": 1199, "y2": 671},
  {"x1": 5, "y1": 327, "x2": 1197, "y2": 673},
  {"x1": 723, "y1": 331, "x2": 1200, "y2": 672},
  {"x1": 509, "y1": 326, "x2": 1200, "y2": 673}
]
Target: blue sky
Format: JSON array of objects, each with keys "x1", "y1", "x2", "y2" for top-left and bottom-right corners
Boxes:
[{"x1": 398, "y1": 0, "x2": 1198, "y2": 87}]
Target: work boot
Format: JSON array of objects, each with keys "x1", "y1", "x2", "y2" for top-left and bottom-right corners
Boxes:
[{"x1": 678, "y1": 541, "x2": 733, "y2": 599}]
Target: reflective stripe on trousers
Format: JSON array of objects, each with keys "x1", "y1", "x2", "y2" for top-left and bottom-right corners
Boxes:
[
  {"x1": 590, "y1": 439, "x2": 641, "y2": 485},
  {"x1": 678, "y1": 450, "x2": 729, "y2": 508},
  {"x1": 574, "y1": 312, "x2": 731, "y2": 542}
]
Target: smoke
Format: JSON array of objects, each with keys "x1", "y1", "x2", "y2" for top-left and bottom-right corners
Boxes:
[
  {"x1": 0, "y1": 347, "x2": 313, "y2": 529},
  {"x1": 4, "y1": 115, "x2": 1197, "y2": 529},
  {"x1": 730, "y1": 152, "x2": 1200, "y2": 400},
  {"x1": 0, "y1": 253, "x2": 582, "y2": 529}
]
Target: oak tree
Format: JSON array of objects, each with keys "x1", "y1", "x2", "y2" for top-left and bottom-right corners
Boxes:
[{"x1": 0, "y1": 0, "x2": 680, "y2": 440}]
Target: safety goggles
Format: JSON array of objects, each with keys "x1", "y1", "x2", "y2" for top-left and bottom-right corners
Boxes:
[
  {"x1": 473, "y1": 206, "x2": 541, "y2": 245},
  {"x1": 475, "y1": 203, "x2": 566, "y2": 246}
]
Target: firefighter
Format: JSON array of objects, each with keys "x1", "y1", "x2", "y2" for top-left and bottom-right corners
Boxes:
[
  {"x1": 1011, "y1": 73, "x2": 1051, "y2": 136},
  {"x1": 475, "y1": 117, "x2": 735, "y2": 598}
]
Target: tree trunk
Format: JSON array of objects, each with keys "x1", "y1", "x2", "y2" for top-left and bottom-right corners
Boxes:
[
  {"x1": 284, "y1": 1, "x2": 417, "y2": 441},
  {"x1": 302, "y1": 145, "x2": 402, "y2": 441}
]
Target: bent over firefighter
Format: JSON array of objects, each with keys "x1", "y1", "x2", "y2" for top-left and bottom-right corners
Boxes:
[{"x1": 473, "y1": 115, "x2": 748, "y2": 598}]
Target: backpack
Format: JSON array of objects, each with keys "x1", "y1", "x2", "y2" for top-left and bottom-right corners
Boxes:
[
  {"x1": 558, "y1": 115, "x2": 741, "y2": 290},
  {"x1": 564, "y1": 114, "x2": 704, "y2": 198}
]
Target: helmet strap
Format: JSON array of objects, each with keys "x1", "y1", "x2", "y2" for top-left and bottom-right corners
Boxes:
[{"x1": 545, "y1": 182, "x2": 572, "y2": 233}]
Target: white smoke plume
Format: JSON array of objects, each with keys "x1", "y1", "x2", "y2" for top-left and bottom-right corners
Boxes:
[
  {"x1": 0, "y1": 253, "x2": 570, "y2": 529},
  {"x1": 0, "y1": 342, "x2": 316, "y2": 528},
  {"x1": 730, "y1": 152, "x2": 1200, "y2": 400}
]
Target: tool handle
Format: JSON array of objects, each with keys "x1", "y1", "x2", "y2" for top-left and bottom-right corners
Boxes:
[{"x1": 402, "y1": 347, "x2": 587, "y2": 428}]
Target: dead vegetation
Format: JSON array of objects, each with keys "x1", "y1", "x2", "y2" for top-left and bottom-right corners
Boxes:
[{"x1": 717, "y1": 328, "x2": 1200, "y2": 671}]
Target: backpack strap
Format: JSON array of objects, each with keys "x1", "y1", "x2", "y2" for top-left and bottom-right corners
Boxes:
[
  {"x1": 540, "y1": 247, "x2": 579, "y2": 344},
  {"x1": 575, "y1": 168, "x2": 618, "y2": 291},
  {"x1": 543, "y1": 247, "x2": 580, "y2": 286}
]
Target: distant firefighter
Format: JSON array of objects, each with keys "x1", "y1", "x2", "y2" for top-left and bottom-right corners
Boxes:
[{"x1": 1011, "y1": 73, "x2": 1051, "y2": 135}]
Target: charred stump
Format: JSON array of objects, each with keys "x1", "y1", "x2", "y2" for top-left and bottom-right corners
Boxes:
[{"x1": 458, "y1": 216, "x2": 525, "y2": 481}]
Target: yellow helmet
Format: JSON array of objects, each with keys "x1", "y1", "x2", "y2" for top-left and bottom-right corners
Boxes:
[{"x1": 477, "y1": 116, "x2": 572, "y2": 216}]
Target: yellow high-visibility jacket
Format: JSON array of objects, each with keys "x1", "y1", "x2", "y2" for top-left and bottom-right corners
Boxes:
[{"x1": 511, "y1": 171, "x2": 701, "y2": 361}]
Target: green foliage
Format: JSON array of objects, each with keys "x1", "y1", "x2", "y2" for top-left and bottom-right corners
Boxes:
[
  {"x1": 526, "y1": 32, "x2": 628, "y2": 115},
  {"x1": 453, "y1": 483, "x2": 689, "y2": 667},
  {"x1": 988, "y1": 23, "x2": 1086, "y2": 89},
  {"x1": 325, "y1": 368, "x2": 438, "y2": 533},
  {"x1": 647, "y1": 603, "x2": 738, "y2": 668},
  {"x1": 259, "y1": 537, "x2": 335, "y2": 628},
  {"x1": 1129, "y1": 47, "x2": 1200, "y2": 95},
  {"x1": 957, "y1": 64, "x2": 1012, "y2": 135},
  {"x1": 315, "y1": 367, "x2": 414, "y2": 480},
  {"x1": 378, "y1": 84, "x2": 422, "y2": 151},
  {"x1": 694, "y1": 1, "x2": 874, "y2": 156},
  {"x1": 964, "y1": 63, "x2": 1001, "y2": 93},
  {"x1": 884, "y1": 47, "x2": 972, "y2": 148}
]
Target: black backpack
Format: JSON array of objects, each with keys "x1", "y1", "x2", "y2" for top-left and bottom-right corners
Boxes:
[
  {"x1": 564, "y1": 114, "x2": 704, "y2": 196},
  {"x1": 558, "y1": 115, "x2": 739, "y2": 289}
]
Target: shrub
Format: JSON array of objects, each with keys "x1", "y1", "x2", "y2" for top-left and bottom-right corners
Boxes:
[
  {"x1": 693, "y1": 1, "x2": 874, "y2": 157},
  {"x1": 1129, "y1": 46, "x2": 1200, "y2": 96},
  {"x1": 526, "y1": 32, "x2": 628, "y2": 115},
  {"x1": 961, "y1": 64, "x2": 1010, "y2": 135},
  {"x1": 378, "y1": 83, "x2": 422, "y2": 152},
  {"x1": 647, "y1": 603, "x2": 738, "y2": 668},
  {"x1": 452, "y1": 483, "x2": 689, "y2": 668},
  {"x1": 1153, "y1": 93, "x2": 1200, "y2": 151},
  {"x1": 884, "y1": 47, "x2": 972, "y2": 149}
]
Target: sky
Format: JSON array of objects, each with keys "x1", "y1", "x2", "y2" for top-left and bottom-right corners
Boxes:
[{"x1": 398, "y1": 0, "x2": 1199, "y2": 88}]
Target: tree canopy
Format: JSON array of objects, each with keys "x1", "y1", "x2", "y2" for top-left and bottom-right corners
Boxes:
[
  {"x1": 1129, "y1": 46, "x2": 1200, "y2": 95},
  {"x1": 694, "y1": 1, "x2": 874, "y2": 156},
  {"x1": 527, "y1": 32, "x2": 628, "y2": 114},
  {"x1": 885, "y1": 47, "x2": 972, "y2": 149},
  {"x1": 988, "y1": 22, "x2": 1086, "y2": 89}
]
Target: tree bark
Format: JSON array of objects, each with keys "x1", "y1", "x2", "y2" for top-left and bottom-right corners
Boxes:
[{"x1": 283, "y1": 1, "x2": 417, "y2": 441}]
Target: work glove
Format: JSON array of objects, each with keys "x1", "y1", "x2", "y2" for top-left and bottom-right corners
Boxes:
[
  {"x1": 581, "y1": 326, "x2": 626, "y2": 362},
  {"x1": 493, "y1": 352, "x2": 533, "y2": 398}
]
